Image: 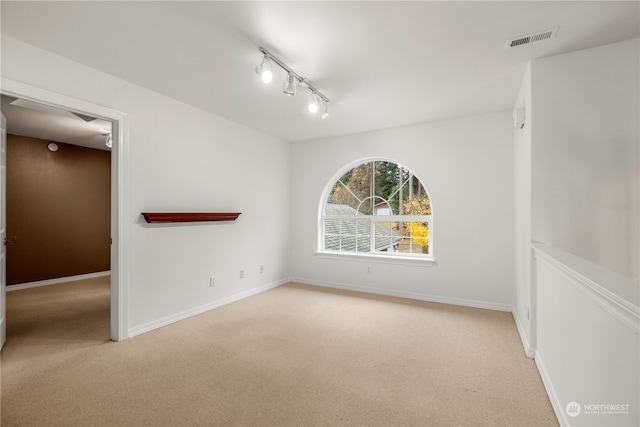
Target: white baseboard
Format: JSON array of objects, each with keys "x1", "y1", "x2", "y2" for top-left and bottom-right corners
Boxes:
[
  {"x1": 6, "y1": 271, "x2": 111, "y2": 291},
  {"x1": 128, "y1": 278, "x2": 289, "y2": 338},
  {"x1": 292, "y1": 277, "x2": 512, "y2": 312},
  {"x1": 535, "y1": 352, "x2": 567, "y2": 426},
  {"x1": 512, "y1": 309, "x2": 535, "y2": 358}
]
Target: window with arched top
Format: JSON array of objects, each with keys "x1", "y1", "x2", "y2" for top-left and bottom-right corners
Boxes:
[{"x1": 319, "y1": 160, "x2": 433, "y2": 262}]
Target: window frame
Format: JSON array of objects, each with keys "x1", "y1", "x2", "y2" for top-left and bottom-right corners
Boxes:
[{"x1": 317, "y1": 158, "x2": 436, "y2": 267}]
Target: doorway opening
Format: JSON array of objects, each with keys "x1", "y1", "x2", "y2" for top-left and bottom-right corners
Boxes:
[
  {"x1": 1, "y1": 78, "x2": 128, "y2": 342},
  {"x1": 3, "y1": 96, "x2": 112, "y2": 288}
]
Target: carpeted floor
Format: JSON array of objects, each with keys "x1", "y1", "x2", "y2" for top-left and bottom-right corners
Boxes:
[{"x1": 1, "y1": 278, "x2": 558, "y2": 426}]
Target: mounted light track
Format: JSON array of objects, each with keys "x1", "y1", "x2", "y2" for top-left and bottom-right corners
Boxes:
[{"x1": 255, "y1": 47, "x2": 330, "y2": 118}]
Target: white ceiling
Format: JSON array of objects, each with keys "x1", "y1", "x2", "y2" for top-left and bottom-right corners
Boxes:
[
  {"x1": 1, "y1": 1, "x2": 638, "y2": 143},
  {"x1": 1, "y1": 95, "x2": 112, "y2": 150}
]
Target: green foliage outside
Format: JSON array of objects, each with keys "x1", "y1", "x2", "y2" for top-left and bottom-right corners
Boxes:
[
  {"x1": 328, "y1": 161, "x2": 431, "y2": 253},
  {"x1": 328, "y1": 161, "x2": 429, "y2": 216}
]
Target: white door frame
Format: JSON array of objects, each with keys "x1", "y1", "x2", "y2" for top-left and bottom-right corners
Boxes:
[
  {"x1": 1, "y1": 111, "x2": 7, "y2": 349},
  {"x1": 0, "y1": 77, "x2": 129, "y2": 341}
]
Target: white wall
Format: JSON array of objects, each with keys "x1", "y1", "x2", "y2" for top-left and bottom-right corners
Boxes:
[
  {"x1": 291, "y1": 112, "x2": 514, "y2": 309},
  {"x1": 533, "y1": 244, "x2": 639, "y2": 427},
  {"x1": 513, "y1": 62, "x2": 534, "y2": 355},
  {"x1": 511, "y1": 39, "x2": 640, "y2": 426},
  {"x1": 532, "y1": 38, "x2": 640, "y2": 280},
  {"x1": 1, "y1": 36, "x2": 291, "y2": 335}
]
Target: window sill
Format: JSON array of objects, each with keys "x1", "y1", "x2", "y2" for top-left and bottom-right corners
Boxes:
[{"x1": 315, "y1": 251, "x2": 437, "y2": 267}]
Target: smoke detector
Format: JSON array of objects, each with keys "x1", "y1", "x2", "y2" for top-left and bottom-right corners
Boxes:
[{"x1": 506, "y1": 27, "x2": 559, "y2": 49}]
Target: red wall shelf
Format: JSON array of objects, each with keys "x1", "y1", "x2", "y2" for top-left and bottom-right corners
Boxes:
[{"x1": 141, "y1": 212, "x2": 241, "y2": 223}]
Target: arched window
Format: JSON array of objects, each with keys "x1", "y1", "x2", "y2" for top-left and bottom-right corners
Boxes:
[{"x1": 320, "y1": 160, "x2": 433, "y2": 261}]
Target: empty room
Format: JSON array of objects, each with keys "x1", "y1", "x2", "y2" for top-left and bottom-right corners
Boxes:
[{"x1": 1, "y1": 1, "x2": 638, "y2": 426}]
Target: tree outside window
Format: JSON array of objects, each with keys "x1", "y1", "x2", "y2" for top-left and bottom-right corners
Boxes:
[{"x1": 322, "y1": 160, "x2": 432, "y2": 258}]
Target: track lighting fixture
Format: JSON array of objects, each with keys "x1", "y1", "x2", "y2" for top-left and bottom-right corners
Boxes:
[
  {"x1": 308, "y1": 93, "x2": 329, "y2": 118},
  {"x1": 104, "y1": 132, "x2": 112, "y2": 148},
  {"x1": 255, "y1": 54, "x2": 273, "y2": 84},
  {"x1": 283, "y1": 73, "x2": 297, "y2": 96},
  {"x1": 255, "y1": 47, "x2": 330, "y2": 118},
  {"x1": 320, "y1": 100, "x2": 329, "y2": 119},
  {"x1": 308, "y1": 93, "x2": 320, "y2": 114}
]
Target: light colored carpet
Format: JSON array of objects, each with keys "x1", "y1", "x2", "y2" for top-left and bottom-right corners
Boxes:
[{"x1": 1, "y1": 278, "x2": 558, "y2": 426}]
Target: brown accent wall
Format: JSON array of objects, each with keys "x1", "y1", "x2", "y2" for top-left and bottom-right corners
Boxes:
[{"x1": 6, "y1": 135, "x2": 111, "y2": 285}]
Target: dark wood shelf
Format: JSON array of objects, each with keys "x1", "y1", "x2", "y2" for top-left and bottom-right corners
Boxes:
[{"x1": 141, "y1": 212, "x2": 241, "y2": 223}]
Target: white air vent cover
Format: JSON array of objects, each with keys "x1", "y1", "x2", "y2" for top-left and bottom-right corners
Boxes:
[{"x1": 506, "y1": 27, "x2": 558, "y2": 49}]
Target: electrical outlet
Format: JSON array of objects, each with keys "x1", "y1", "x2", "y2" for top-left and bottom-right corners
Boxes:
[
  {"x1": 240, "y1": 269, "x2": 245, "y2": 279},
  {"x1": 260, "y1": 265, "x2": 264, "y2": 274},
  {"x1": 209, "y1": 276, "x2": 216, "y2": 287}
]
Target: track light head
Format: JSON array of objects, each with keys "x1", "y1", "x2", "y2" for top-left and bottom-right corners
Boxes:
[
  {"x1": 283, "y1": 73, "x2": 297, "y2": 96},
  {"x1": 320, "y1": 101, "x2": 329, "y2": 119},
  {"x1": 308, "y1": 93, "x2": 320, "y2": 114},
  {"x1": 255, "y1": 55, "x2": 273, "y2": 84}
]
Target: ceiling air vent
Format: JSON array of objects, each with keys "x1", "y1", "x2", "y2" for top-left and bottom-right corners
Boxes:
[{"x1": 506, "y1": 27, "x2": 558, "y2": 49}]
